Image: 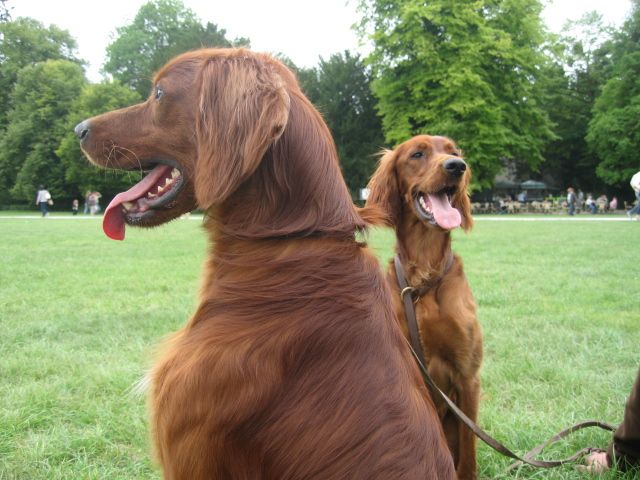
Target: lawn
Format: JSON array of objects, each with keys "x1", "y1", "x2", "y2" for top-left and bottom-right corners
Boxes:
[{"x1": 0, "y1": 213, "x2": 638, "y2": 479}]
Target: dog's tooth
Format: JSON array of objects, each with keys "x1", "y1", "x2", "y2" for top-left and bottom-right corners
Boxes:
[
  {"x1": 148, "y1": 191, "x2": 157, "y2": 198},
  {"x1": 171, "y1": 168, "x2": 180, "y2": 178},
  {"x1": 123, "y1": 201, "x2": 134, "y2": 210},
  {"x1": 157, "y1": 185, "x2": 165, "y2": 194},
  {"x1": 165, "y1": 178, "x2": 173, "y2": 186}
]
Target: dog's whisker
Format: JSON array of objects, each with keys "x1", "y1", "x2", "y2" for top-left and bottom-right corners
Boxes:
[{"x1": 121, "y1": 147, "x2": 144, "y2": 177}]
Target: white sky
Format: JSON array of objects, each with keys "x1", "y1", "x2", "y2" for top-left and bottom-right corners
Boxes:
[{"x1": 10, "y1": 0, "x2": 633, "y2": 82}]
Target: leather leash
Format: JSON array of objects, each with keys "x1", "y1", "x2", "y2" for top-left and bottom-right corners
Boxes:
[
  {"x1": 393, "y1": 253, "x2": 453, "y2": 367},
  {"x1": 393, "y1": 254, "x2": 616, "y2": 470}
]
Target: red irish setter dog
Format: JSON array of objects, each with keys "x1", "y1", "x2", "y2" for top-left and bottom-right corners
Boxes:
[
  {"x1": 76, "y1": 49, "x2": 455, "y2": 479},
  {"x1": 365, "y1": 135, "x2": 483, "y2": 479}
]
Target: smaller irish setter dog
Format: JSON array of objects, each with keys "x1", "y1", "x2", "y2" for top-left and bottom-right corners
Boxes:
[
  {"x1": 75, "y1": 50, "x2": 455, "y2": 479},
  {"x1": 366, "y1": 135, "x2": 483, "y2": 479}
]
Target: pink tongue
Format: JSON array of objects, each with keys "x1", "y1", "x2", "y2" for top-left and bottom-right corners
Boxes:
[
  {"x1": 103, "y1": 164, "x2": 173, "y2": 240},
  {"x1": 427, "y1": 192, "x2": 462, "y2": 230}
]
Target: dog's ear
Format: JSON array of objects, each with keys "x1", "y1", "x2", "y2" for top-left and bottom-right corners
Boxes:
[
  {"x1": 195, "y1": 56, "x2": 290, "y2": 208},
  {"x1": 365, "y1": 149, "x2": 402, "y2": 227},
  {"x1": 454, "y1": 166, "x2": 474, "y2": 231}
]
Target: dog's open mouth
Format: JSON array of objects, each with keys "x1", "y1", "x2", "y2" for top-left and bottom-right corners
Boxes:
[
  {"x1": 103, "y1": 159, "x2": 185, "y2": 240},
  {"x1": 413, "y1": 187, "x2": 461, "y2": 230}
]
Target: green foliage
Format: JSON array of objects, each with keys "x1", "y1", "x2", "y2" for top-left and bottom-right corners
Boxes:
[
  {"x1": 0, "y1": 60, "x2": 85, "y2": 205},
  {"x1": 357, "y1": 0, "x2": 555, "y2": 187},
  {"x1": 56, "y1": 82, "x2": 143, "y2": 199},
  {"x1": 587, "y1": 1, "x2": 640, "y2": 186},
  {"x1": 540, "y1": 13, "x2": 614, "y2": 192},
  {"x1": 299, "y1": 51, "x2": 384, "y2": 196},
  {"x1": 0, "y1": 17, "x2": 80, "y2": 130},
  {"x1": 104, "y1": 0, "x2": 249, "y2": 97},
  {"x1": 0, "y1": 0, "x2": 11, "y2": 22},
  {"x1": 2, "y1": 0, "x2": 638, "y2": 204}
]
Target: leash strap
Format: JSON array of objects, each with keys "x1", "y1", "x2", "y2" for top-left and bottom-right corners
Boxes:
[
  {"x1": 394, "y1": 255, "x2": 427, "y2": 367},
  {"x1": 394, "y1": 254, "x2": 616, "y2": 469},
  {"x1": 407, "y1": 342, "x2": 615, "y2": 469}
]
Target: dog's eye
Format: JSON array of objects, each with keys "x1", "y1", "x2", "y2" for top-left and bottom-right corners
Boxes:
[
  {"x1": 411, "y1": 151, "x2": 424, "y2": 159},
  {"x1": 155, "y1": 86, "x2": 164, "y2": 101}
]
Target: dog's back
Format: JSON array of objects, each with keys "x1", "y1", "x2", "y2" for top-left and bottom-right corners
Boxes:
[{"x1": 151, "y1": 235, "x2": 455, "y2": 479}]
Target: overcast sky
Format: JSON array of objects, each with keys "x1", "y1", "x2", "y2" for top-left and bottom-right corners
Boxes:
[{"x1": 10, "y1": 0, "x2": 633, "y2": 82}]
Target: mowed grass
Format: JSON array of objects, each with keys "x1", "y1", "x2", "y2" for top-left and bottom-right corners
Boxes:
[{"x1": 0, "y1": 213, "x2": 638, "y2": 479}]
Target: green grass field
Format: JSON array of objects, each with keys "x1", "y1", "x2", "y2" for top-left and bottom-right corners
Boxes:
[{"x1": 1, "y1": 213, "x2": 638, "y2": 479}]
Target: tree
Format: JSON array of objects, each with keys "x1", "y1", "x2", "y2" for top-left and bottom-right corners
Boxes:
[
  {"x1": 0, "y1": 60, "x2": 85, "y2": 204},
  {"x1": 0, "y1": 17, "x2": 80, "y2": 130},
  {"x1": 357, "y1": 0, "x2": 555, "y2": 187},
  {"x1": 104, "y1": 0, "x2": 248, "y2": 97},
  {"x1": 56, "y1": 81, "x2": 142, "y2": 200},
  {"x1": 587, "y1": 0, "x2": 640, "y2": 187},
  {"x1": 299, "y1": 52, "x2": 384, "y2": 197},
  {"x1": 539, "y1": 13, "x2": 614, "y2": 191},
  {"x1": 0, "y1": 0, "x2": 11, "y2": 22}
]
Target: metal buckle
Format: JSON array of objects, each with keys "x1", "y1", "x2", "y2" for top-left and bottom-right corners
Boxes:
[{"x1": 400, "y1": 286, "x2": 415, "y2": 301}]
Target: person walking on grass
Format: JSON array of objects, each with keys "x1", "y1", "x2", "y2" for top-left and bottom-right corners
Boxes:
[
  {"x1": 567, "y1": 187, "x2": 577, "y2": 216},
  {"x1": 628, "y1": 171, "x2": 640, "y2": 220},
  {"x1": 35, "y1": 185, "x2": 52, "y2": 217}
]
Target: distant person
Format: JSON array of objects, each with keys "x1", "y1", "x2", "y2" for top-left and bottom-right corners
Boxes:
[
  {"x1": 567, "y1": 187, "x2": 577, "y2": 216},
  {"x1": 495, "y1": 196, "x2": 507, "y2": 214},
  {"x1": 577, "y1": 190, "x2": 585, "y2": 213},
  {"x1": 609, "y1": 197, "x2": 618, "y2": 212},
  {"x1": 93, "y1": 191, "x2": 102, "y2": 214},
  {"x1": 581, "y1": 367, "x2": 640, "y2": 474},
  {"x1": 585, "y1": 194, "x2": 597, "y2": 214},
  {"x1": 628, "y1": 171, "x2": 640, "y2": 220},
  {"x1": 84, "y1": 190, "x2": 91, "y2": 214},
  {"x1": 35, "y1": 185, "x2": 52, "y2": 217},
  {"x1": 87, "y1": 191, "x2": 102, "y2": 215},
  {"x1": 597, "y1": 194, "x2": 609, "y2": 213},
  {"x1": 71, "y1": 199, "x2": 79, "y2": 215}
]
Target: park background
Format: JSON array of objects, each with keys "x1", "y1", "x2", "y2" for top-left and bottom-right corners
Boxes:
[{"x1": 0, "y1": 0, "x2": 639, "y2": 210}]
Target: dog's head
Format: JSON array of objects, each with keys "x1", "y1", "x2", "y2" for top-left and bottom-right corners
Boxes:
[
  {"x1": 76, "y1": 48, "x2": 291, "y2": 240},
  {"x1": 366, "y1": 135, "x2": 473, "y2": 232}
]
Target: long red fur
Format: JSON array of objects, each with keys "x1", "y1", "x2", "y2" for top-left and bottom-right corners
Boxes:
[
  {"x1": 365, "y1": 135, "x2": 483, "y2": 480},
  {"x1": 79, "y1": 50, "x2": 455, "y2": 479}
]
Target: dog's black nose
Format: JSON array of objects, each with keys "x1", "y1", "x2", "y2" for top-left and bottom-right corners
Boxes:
[
  {"x1": 74, "y1": 120, "x2": 90, "y2": 141},
  {"x1": 443, "y1": 157, "x2": 466, "y2": 177}
]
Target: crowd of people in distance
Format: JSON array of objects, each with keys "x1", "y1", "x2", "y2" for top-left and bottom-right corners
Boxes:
[
  {"x1": 488, "y1": 170, "x2": 639, "y2": 217},
  {"x1": 36, "y1": 170, "x2": 640, "y2": 220},
  {"x1": 566, "y1": 188, "x2": 618, "y2": 216},
  {"x1": 34, "y1": 187, "x2": 102, "y2": 217},
  {"x1": 567, "y1": 170, "x2": 640, "y2": 219}
]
